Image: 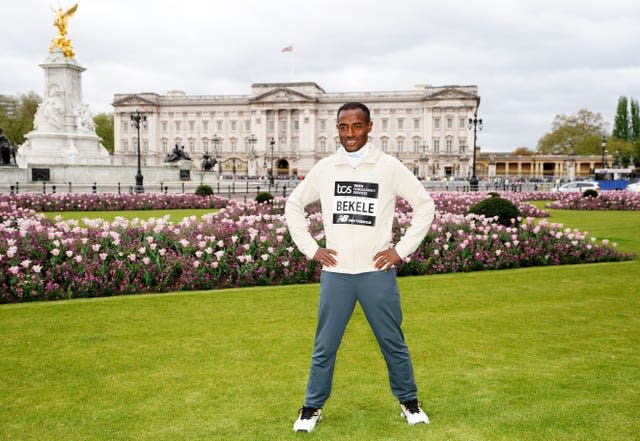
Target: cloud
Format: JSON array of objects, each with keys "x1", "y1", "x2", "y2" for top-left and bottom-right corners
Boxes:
[{"x1": 2, "y1": 0, "x2": 639, "y2": 151}]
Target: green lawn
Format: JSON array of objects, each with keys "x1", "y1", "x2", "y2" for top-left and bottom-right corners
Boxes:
[
  {"x1": 2, "y1": 206, "x2": 638, "y2": 440},
  {"x1": 41, "y1": 208, "x2": 219, "y2": 224},
  {"x1": 530, "y1": 201, "x2": 640, "y2": 254}
]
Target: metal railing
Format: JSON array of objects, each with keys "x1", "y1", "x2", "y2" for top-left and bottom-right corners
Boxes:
[{"x1": 2, "y1": 178, "x2": 555, "y2": 197}]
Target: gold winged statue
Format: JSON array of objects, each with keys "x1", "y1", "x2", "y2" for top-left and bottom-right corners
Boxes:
[{"x1": 49, "y1": 3, "x2": 78, "y2": 58}]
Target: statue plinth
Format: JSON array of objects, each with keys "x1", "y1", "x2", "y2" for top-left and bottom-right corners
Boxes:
[{"x1": 16, "y1": 48, "x2": 111, "y2": 168}]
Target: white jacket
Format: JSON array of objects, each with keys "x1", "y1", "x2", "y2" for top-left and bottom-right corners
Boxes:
[{"x1": 285, "y1": 143, "x2": 435, "y2": 274}]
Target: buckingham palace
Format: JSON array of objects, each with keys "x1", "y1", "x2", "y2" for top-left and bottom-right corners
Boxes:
[{"x1": 112, "y1": 82, "x2": 481, "y2": 179}]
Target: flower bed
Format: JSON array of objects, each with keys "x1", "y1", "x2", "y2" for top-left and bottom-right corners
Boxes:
[
  {"x1": 0, "y1": 195, "x2": 633, "y2": 303},
  {"x1": 546, "y1": 191, "x2": 640, "y2": 210},
  {"x1": 0, "y1": 193, "x2": 228, "y2": 212}
]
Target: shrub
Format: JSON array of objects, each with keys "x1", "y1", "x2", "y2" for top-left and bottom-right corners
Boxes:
[
  {"x1": 488, "y1": 191, "x2": 500, "y2": 198},
  {"x1": 582, "y1": 189, "x2": 598, "y2": 198},
  {"x1": 255, "y1": 192, "x2": 274, "y2": 203},
  {"x1": 468, "y1": 196, "x2": 521, "y2": 226},
  {"x1": 195, "y1": 185, "x2": 214, "y2": 196}
]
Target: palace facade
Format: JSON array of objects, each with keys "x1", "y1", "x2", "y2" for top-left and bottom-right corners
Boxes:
[
  {"x1": 112, "y1": 82, "x2": 480, "y2": 179},
  {"x1": 112, "y1": 82, "x2": 610, "y2": 181}
]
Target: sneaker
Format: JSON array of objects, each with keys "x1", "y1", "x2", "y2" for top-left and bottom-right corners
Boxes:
[
  {"x1": 400, "y1": 399, "x2": 430, "y2": 425},
  {"x1": 293, "y1": 406, "x2": 322, "y2": 432}
]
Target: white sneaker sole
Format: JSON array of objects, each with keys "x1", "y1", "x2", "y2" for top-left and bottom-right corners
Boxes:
[
  {"x1": 400, "y1": 411, "x2": 430, "y2": 425},
  {"x1": 294, "y1": 415, "x2": 322, "y2": 432}
]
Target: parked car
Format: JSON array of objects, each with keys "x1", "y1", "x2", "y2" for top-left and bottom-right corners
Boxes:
[
  {"x1": 626, "y1": 182, "x2": 640, "y2": 192},
  {"x1": 552, "y1": 181, "x2": 600, "y2": 193}
]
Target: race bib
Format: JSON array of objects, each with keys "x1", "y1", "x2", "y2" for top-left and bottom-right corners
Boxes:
[{"x1": 332, "y1": 181, "x2": 379, "y2": 226}]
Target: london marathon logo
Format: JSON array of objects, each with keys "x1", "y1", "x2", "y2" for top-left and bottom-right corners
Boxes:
[{"x1": 332, "y1": 181, "x2": 379, "y2": 226}]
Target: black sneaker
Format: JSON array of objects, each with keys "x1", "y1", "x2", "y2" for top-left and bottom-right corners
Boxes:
[
  {"x1": 400, "y1": 398, "x2": 430, "y2": 425},
  {"x1": 293, "y1": 406, "x2": 322, "y2": 432}
]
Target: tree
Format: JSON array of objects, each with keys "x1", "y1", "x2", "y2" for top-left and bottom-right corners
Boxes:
[
  {"x1": 612, "y1": 96, "x2": 630, "y2": 141},
  {"x1": 630, "y1": 98, "x2": 640, "y2": 143},
  {"x1": 0, "y1": 92, "x2": 41, "y2": 146},
  {"x1": 537, "y1": 109, "x2": 607, "y2": 155},
  {"x1": 93, "y1": 112, "x2": 114, "y2": 154},
  {"x1": 512, "y1": 146, "x2": 535, "y2": 156}
]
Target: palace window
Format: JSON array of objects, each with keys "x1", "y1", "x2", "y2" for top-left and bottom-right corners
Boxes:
[
  {"x1": 447, "y1": 118, "x2": 453, "y2": 129},
  {"x1": 162, "y1": 139, "x2": 168, "y2": 152},
  {"x1": 245, "y1": 120, "x2": 250, "y2": 131},
  {"x1": 446, "y1": 139, "x2": 453, "y2": 153},
  {"x1": 414, "y1": 139, "x2": 421, "y2": 153},
  {"x1": 414, "y1": 119, "x2": 420, "y2": 129},
  {"x1": 320, "y1": 119, "x2": 326, "y2": 130},
  {"x1": 268, "y1": 120, "x2": 275, "y2": 131},
  {"x1": 381, "y1": 138, "x2": 388, "y2": 152},
  {"x1": 189, "y1": 121, "x2": 195, "y2": 132},
  {"x1": 397, "y1": 139, "x2": 404, "y2": 153},
  {"x1": 459, "y1": 118, "x2": 465, "y2": 129},
  {"x1": 123, "y1": 140, "x2": 129, "y2": 151},
  {"x1": 398, "y1": 118, "x2": 404, "y2": 130},
  {"x1": 175, "y1": 121, "x2": 181, "y2": 132},
  {"x1": 382, "y1": 119, "x2": 388, "y2": 130},
  {"x1": 231, "y1": 140, "x2": 237, "y2": 153},
  {"x1": 202, "y1": 120, "x2": 209, "y2": 132},
  {"x1": 161, "y1": 121, "x2": 167, "y2": 133},
  {"x1": 434, "y1": 118, "x2": 440, "y2": 129},
  {"x1": 294, "y1": 120, "x2": 299, "y2": 130},
  {"x1": 217, "y1": 120, "x2": 223, "y2": 131},
  {"x1": 433, "y1": 140, "x2": 440, "y2": 153},
  {"x1": 231, "y1": 121, "x2": 237, "y2": 131},
  {"x1": 189, "y1": 139, "x2": 195, "y2": 152},
  {"x1": 320, "y1": 139, "x2": 326, "y2": 152}
]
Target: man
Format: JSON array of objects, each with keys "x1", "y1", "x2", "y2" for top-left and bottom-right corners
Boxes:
[{"x1": 285, "y1": 102, "x2": 435, "y2": 433}]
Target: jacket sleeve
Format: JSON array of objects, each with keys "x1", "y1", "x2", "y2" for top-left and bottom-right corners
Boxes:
[
  {"x1": 285, "y1": 168, "x2": 322, "y2": 260},
  {"x1": 393, "y1": 161, "x2": 435, "y2": 259}
]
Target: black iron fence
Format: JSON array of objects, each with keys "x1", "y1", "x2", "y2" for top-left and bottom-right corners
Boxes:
[{"x1": 3, "y1": 178, "x2": 555, "y2": 197}]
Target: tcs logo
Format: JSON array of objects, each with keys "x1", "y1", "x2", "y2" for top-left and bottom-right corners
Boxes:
[{"x1": 336, "y1": 184, "x2": 352, "y2": 194}]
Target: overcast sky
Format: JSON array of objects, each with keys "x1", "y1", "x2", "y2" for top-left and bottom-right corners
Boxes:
[{"x1": 2, "y1": 0, "x2": 639, "y2": 152}]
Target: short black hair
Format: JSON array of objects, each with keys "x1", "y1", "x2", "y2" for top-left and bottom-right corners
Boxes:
[{"x1": 337, "y1": 102, "x2": 370, "y2": 123}]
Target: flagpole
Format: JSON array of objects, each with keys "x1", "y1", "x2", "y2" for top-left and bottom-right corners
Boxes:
[{"x1": 281, "y1": 45, "x2": 294, "y2": 81}]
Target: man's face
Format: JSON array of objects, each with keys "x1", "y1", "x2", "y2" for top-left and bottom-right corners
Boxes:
[{"x1": 337, "y1": 108, "x2": 372, "y2": 153}]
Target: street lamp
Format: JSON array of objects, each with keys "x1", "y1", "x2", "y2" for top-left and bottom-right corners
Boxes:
[
  {"x1": 212, "y1": 134, "x2": 222, "y2": 174},
  {"x1": 269, "y1": 138, "x2": 275, "y2": 186},
  {"x1": 468, "y1": 112, "x2": 483, "y2": 191},
  {"x1": 601, "y1": 135, "x2": 608, "y2": 168},
  {"x1": 130, "y1": 109, "x2": 146, "y2": 193},
  {"x1": 247, "y1": 134, "x2": 257, "y2": 178}
]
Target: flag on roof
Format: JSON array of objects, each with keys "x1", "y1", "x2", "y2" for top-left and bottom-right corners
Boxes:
[{"x1": 281, "y1": 45, "x2": 293, "y2": 53}]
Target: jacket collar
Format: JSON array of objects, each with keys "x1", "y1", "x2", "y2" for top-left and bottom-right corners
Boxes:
[{"x1": 334, "y1": 143, "x2": 381, "y2": 166}]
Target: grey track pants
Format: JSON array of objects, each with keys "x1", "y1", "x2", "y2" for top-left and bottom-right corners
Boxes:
[{"x1": 304, "y1": 269, "x2": 418, "y2": 408}]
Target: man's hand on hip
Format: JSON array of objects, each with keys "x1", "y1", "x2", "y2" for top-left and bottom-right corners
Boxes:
[
  {"x1": 314, "y1": 248, "x2": 338, "y2": 267},
  {"x1": 374, "y1": 248, "x2": 401, "y2": 271}
]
